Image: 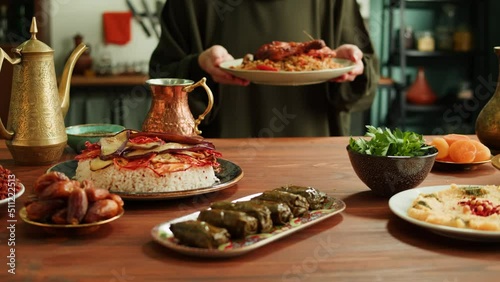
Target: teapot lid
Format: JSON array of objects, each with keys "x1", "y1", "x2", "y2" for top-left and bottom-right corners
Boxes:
[{"x1": 15, "y1": 17, "x2": 53, "y2": 53}]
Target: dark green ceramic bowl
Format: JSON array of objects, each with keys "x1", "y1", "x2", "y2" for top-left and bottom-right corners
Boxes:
[
  {"x1": 66, "y1": 124, "x2": 125, "y2": 153},
  {"x1": 346, "y1": 146, "x2": 438, "y2": 197}
]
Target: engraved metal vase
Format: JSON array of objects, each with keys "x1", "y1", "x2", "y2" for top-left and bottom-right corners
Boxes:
[{"x1": 475, "y1": 47, "x2": 500, "y2": 155}]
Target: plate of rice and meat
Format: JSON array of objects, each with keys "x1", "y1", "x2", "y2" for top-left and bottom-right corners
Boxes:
[
  {"x1": 48, "y1": 130, "x2": 243, "y2": 200},
  {"x1": 48, "y1": 159, "x2": 243, "y2": 200},
  {"x1": 219, "y1": 40, "x2": 356, "y2": 86}
]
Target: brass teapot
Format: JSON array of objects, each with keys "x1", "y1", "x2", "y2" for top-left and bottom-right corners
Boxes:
[
  {"x1": 0, "y1": 17, "x2": 87, "y2": 165},
  {"x1": 142, "y1": 78, "x2": 214, "y2": 136}
]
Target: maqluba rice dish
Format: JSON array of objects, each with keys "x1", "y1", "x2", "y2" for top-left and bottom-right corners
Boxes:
[
  {"x1": 74, "y1": 130, "x2": 221, "y2": 193},
  {"x1": 408, "y1": 184, "x2": 500, "y2": 231}
]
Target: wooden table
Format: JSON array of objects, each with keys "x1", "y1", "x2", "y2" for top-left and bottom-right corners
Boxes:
[{"x1": 1, "y1": 137, "x2": 499, "y2": 281}]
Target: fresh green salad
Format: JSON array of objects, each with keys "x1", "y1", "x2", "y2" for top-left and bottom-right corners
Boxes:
[{"x1": 349, "y1": 126, "x2": 434, "y2": 157}]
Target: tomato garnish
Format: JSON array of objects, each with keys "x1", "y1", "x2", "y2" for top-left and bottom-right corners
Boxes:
[
  {"x1": 256, "y1": 64, "x2": 278, "y2": 71},
  {"x1": 114, "y1": 154, "x2": 156, "y2": 170},
  {"x1": 129, "y1": 136, "x2": 163, "y2": 144},
  {"x1": 75, "y1": 142, "x2": 101, "y2": 160}
]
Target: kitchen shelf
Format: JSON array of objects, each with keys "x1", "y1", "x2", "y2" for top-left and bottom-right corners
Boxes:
[
  {"x1": 69, "y1": 74, "x2": 149, "y2": 87},
  {"x1": 381, "y1": 0, "x2": 488, "y2": 133}
]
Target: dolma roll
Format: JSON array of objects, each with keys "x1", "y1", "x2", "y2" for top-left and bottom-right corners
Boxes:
[
  {"x1": 249, "y1": 200, "x2": 293, "y2": 225},
  {"x1": 210, "y1": 201, "x2": 273, "y2": 233},
  {"x1": 252, "y1": 190, "x2": 309, "y2": 217},
  {"x1": 197, "y1": 209, "x2": 259, "y2": 238},
  {"x1": 274, "y1": 185, "x2": 329, "y2": 210},
  {"x1": 169, "y1": 220, "x2": 230, "y2": 249}
]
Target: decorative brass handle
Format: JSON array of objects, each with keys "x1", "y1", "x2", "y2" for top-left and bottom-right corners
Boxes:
[
  {"x1": 183, "y1": 77, "x2": 214, "y2": 135},
  {"x1": 0, "y1": 49, "x2": 20, "y2": 140}
]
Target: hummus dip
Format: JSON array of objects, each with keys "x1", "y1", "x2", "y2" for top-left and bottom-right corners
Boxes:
[{"x1": 408, "y1": 184, "x2": 500, "y2": 231}]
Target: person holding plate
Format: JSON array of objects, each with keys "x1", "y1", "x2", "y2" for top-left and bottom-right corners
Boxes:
[{"x1": 149, "y1": 0, "x2": 379, "y2": 138}]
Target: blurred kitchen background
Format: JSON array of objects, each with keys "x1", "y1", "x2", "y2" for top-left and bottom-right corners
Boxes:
[{"x1": 0, "y1": 0, "x2": 499, "y2": 136}]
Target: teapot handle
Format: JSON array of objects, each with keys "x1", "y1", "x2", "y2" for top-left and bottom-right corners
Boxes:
[
  {"x1": 0, "y1": 49, "x2": 20, "y2": 140},
  {"x1": 183, "y1": 77, "x2": 214, "y2": 135}
]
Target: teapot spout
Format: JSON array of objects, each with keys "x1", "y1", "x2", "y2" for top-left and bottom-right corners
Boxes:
[{"x1": 59, "y1": 42, "x2": 88, "y2": 118}]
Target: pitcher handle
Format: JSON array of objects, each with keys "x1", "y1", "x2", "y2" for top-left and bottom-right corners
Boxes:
[
  {"x1": 0, "y1": 49, "x2": 20, "y2": 140},
  {"x1": 183, "y1": 77, "x2": 214, "y2": 135}
]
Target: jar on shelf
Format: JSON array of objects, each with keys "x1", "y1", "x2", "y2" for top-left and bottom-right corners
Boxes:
[
  {"x1": 453, "y1": 24, "x2": 472, "y2": 52},
  {"x1": 416, "y1": 31, "x2": 435, "y2": 52},
  {"x1": 435, "y1": 4, "x2": 456, "y2": 51}
]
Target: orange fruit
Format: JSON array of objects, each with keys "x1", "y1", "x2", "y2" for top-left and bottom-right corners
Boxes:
[
  {"x1": 470, "y1": 140, "x2": 491, "y2": 162},
  {"x1": 442, "y1": 134, "x2": 470, "y2": 146},
  {"x1": 448, "y1": 140, "x2": 477, "y2": 163},
  {"x1": 430, "y1": 137, "x2": 449, "y2": 160}
]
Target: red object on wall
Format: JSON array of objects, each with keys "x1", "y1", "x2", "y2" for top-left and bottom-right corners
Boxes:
[
  {"x1": 103, "y1": 12, "x2": 132, "y2": 45},
  {"x1": 406, "y1": 67, "x2": 438, "y2": 105}
]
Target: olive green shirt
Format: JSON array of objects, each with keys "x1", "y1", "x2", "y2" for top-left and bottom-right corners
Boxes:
[{"x1": 149, "y1": 0, "x2": 379, "y2": 137}]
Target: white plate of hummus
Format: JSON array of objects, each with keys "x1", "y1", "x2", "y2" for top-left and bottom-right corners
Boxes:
[{"x1": 389, "y1": 185, "x2": 500, "y2": 242}]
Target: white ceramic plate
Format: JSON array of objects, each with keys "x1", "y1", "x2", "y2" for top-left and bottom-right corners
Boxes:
[
  {"x1": 151, "y1": 193, "x2": 346, "y2": 257},
  {"x1": 389, "y1": 185, "x2": 500, "y2": 242},
  {"x1": 0, "y1": 183, "x2": 25, "y2": 206},
  {"x1": 219, "y1": 58, "x2": 356, "y2": 86}
]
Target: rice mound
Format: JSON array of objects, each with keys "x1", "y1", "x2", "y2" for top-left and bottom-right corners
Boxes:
[
  {"x1": 234, "y1": 54, "x2": 343, "y2": 71},
  {"x1": 75, "y1": 159, "x2": 219, "y2": 193}
]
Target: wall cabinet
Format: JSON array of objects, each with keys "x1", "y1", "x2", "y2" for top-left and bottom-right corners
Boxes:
[{"x1": 383, "y1": 0, "x2": 489, "y2": 134}]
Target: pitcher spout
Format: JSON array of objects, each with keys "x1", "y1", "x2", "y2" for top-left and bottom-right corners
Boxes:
[{"x1": 59, "y1": 42, "x2": 88, "y2": 118}]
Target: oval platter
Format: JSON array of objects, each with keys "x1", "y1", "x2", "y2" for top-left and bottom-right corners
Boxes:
[{"x1": 151, "y1": 192, "x2": 346, "y2": 258}]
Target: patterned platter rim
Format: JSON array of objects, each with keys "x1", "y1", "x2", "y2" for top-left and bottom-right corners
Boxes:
[
  {"x1": 151, "y1": 193, "x2": 346, "y2": 258},
  {"x1": 47, "y1": 159, "x2": 243, "y2": 200}
]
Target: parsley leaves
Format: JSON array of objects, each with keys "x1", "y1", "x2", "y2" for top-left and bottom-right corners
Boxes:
[{"x1": 349, "y1": 126, "x2": 434, "y2": 157}]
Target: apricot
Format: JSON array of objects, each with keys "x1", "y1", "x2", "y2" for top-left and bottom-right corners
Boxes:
[
  {"x1": 442, "y1": 134, "x2": 470, "y2": 146},
  {"x1": 430, "y1": 137, "x2": 449, "y2": 160},
  {"x1": 470, "y1": 140, "x2": 491, "y2": 162},
  {"x1": 448, "y1": 140, "x2": 477, "y2": 163}
]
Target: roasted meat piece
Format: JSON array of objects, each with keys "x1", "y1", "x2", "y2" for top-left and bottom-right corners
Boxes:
[{"x1": 254, "y1": 39, "x2": 326, "y2": 61}]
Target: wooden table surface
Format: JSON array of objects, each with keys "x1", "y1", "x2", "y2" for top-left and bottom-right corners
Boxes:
[{"x1": 1, "y1": 137, "x2": 499, "y2": 282}]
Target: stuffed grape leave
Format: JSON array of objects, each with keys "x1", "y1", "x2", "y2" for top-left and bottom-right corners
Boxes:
[
  {"x1": 274, "y1": 185, "x2": 329, "y2": 210},
  {"x1": 197, "y1": 209, "x2": 259, "y2": 238},
  {"x1": 210, "y1": 201, "x2": 273, "y2": 233},
  {"x1": 252, "y1": 190, "x2": 309, "y2": 217},
  {"x1": 249, "y1": 200, "x2": 293, "y2": 225},
  {"x1": 169, "y1": 220, "x2": 230, "y2": 249}
]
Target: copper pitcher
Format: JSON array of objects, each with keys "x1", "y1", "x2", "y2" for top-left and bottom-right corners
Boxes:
[
  {"x1": 0, "y1": 17, "x2": 87, "y2": 165},
  {"x1": 142, "y1": 78, "x2": 214, "y2": 136}
]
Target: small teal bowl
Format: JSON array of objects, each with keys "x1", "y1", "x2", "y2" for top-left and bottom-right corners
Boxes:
[{"x1": 66, "y1": 124, "x2": 125, "y2": 153}]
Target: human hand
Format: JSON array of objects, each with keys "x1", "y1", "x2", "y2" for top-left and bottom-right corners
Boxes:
[
  {"x1": 329, "y1": 44, "x2": 364, "y2": 83},
  {"x1": 198, "y1": 45, "x2": 249, "y2": 86}
]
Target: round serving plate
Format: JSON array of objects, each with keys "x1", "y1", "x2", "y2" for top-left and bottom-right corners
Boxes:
[
  {"x1": 220, "y1": 58, "x2": 355, "y2": 86},
  {"x1": 20, "y1": 207, "x2": 124, "y2": 235},
  {"x1": 47, "y1": 159, "x2": 243, "y2": 200}
]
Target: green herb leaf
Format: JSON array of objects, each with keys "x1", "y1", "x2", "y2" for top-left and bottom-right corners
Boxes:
[{"x1": 349, "y1": 125, "x2": 434, "y2": 157}]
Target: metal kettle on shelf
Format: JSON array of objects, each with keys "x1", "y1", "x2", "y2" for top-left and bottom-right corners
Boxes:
[{"x1": 0, "y1": 17, "x2": 87, "y2": 165}]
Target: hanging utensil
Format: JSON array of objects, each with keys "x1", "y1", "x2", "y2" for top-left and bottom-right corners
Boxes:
[
  {"x1": 126, "y1": 0, "x2": 151, "y2": 37},
  {"x1": 141, "y1": 0, "x2": 160, "y2": 38}
]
